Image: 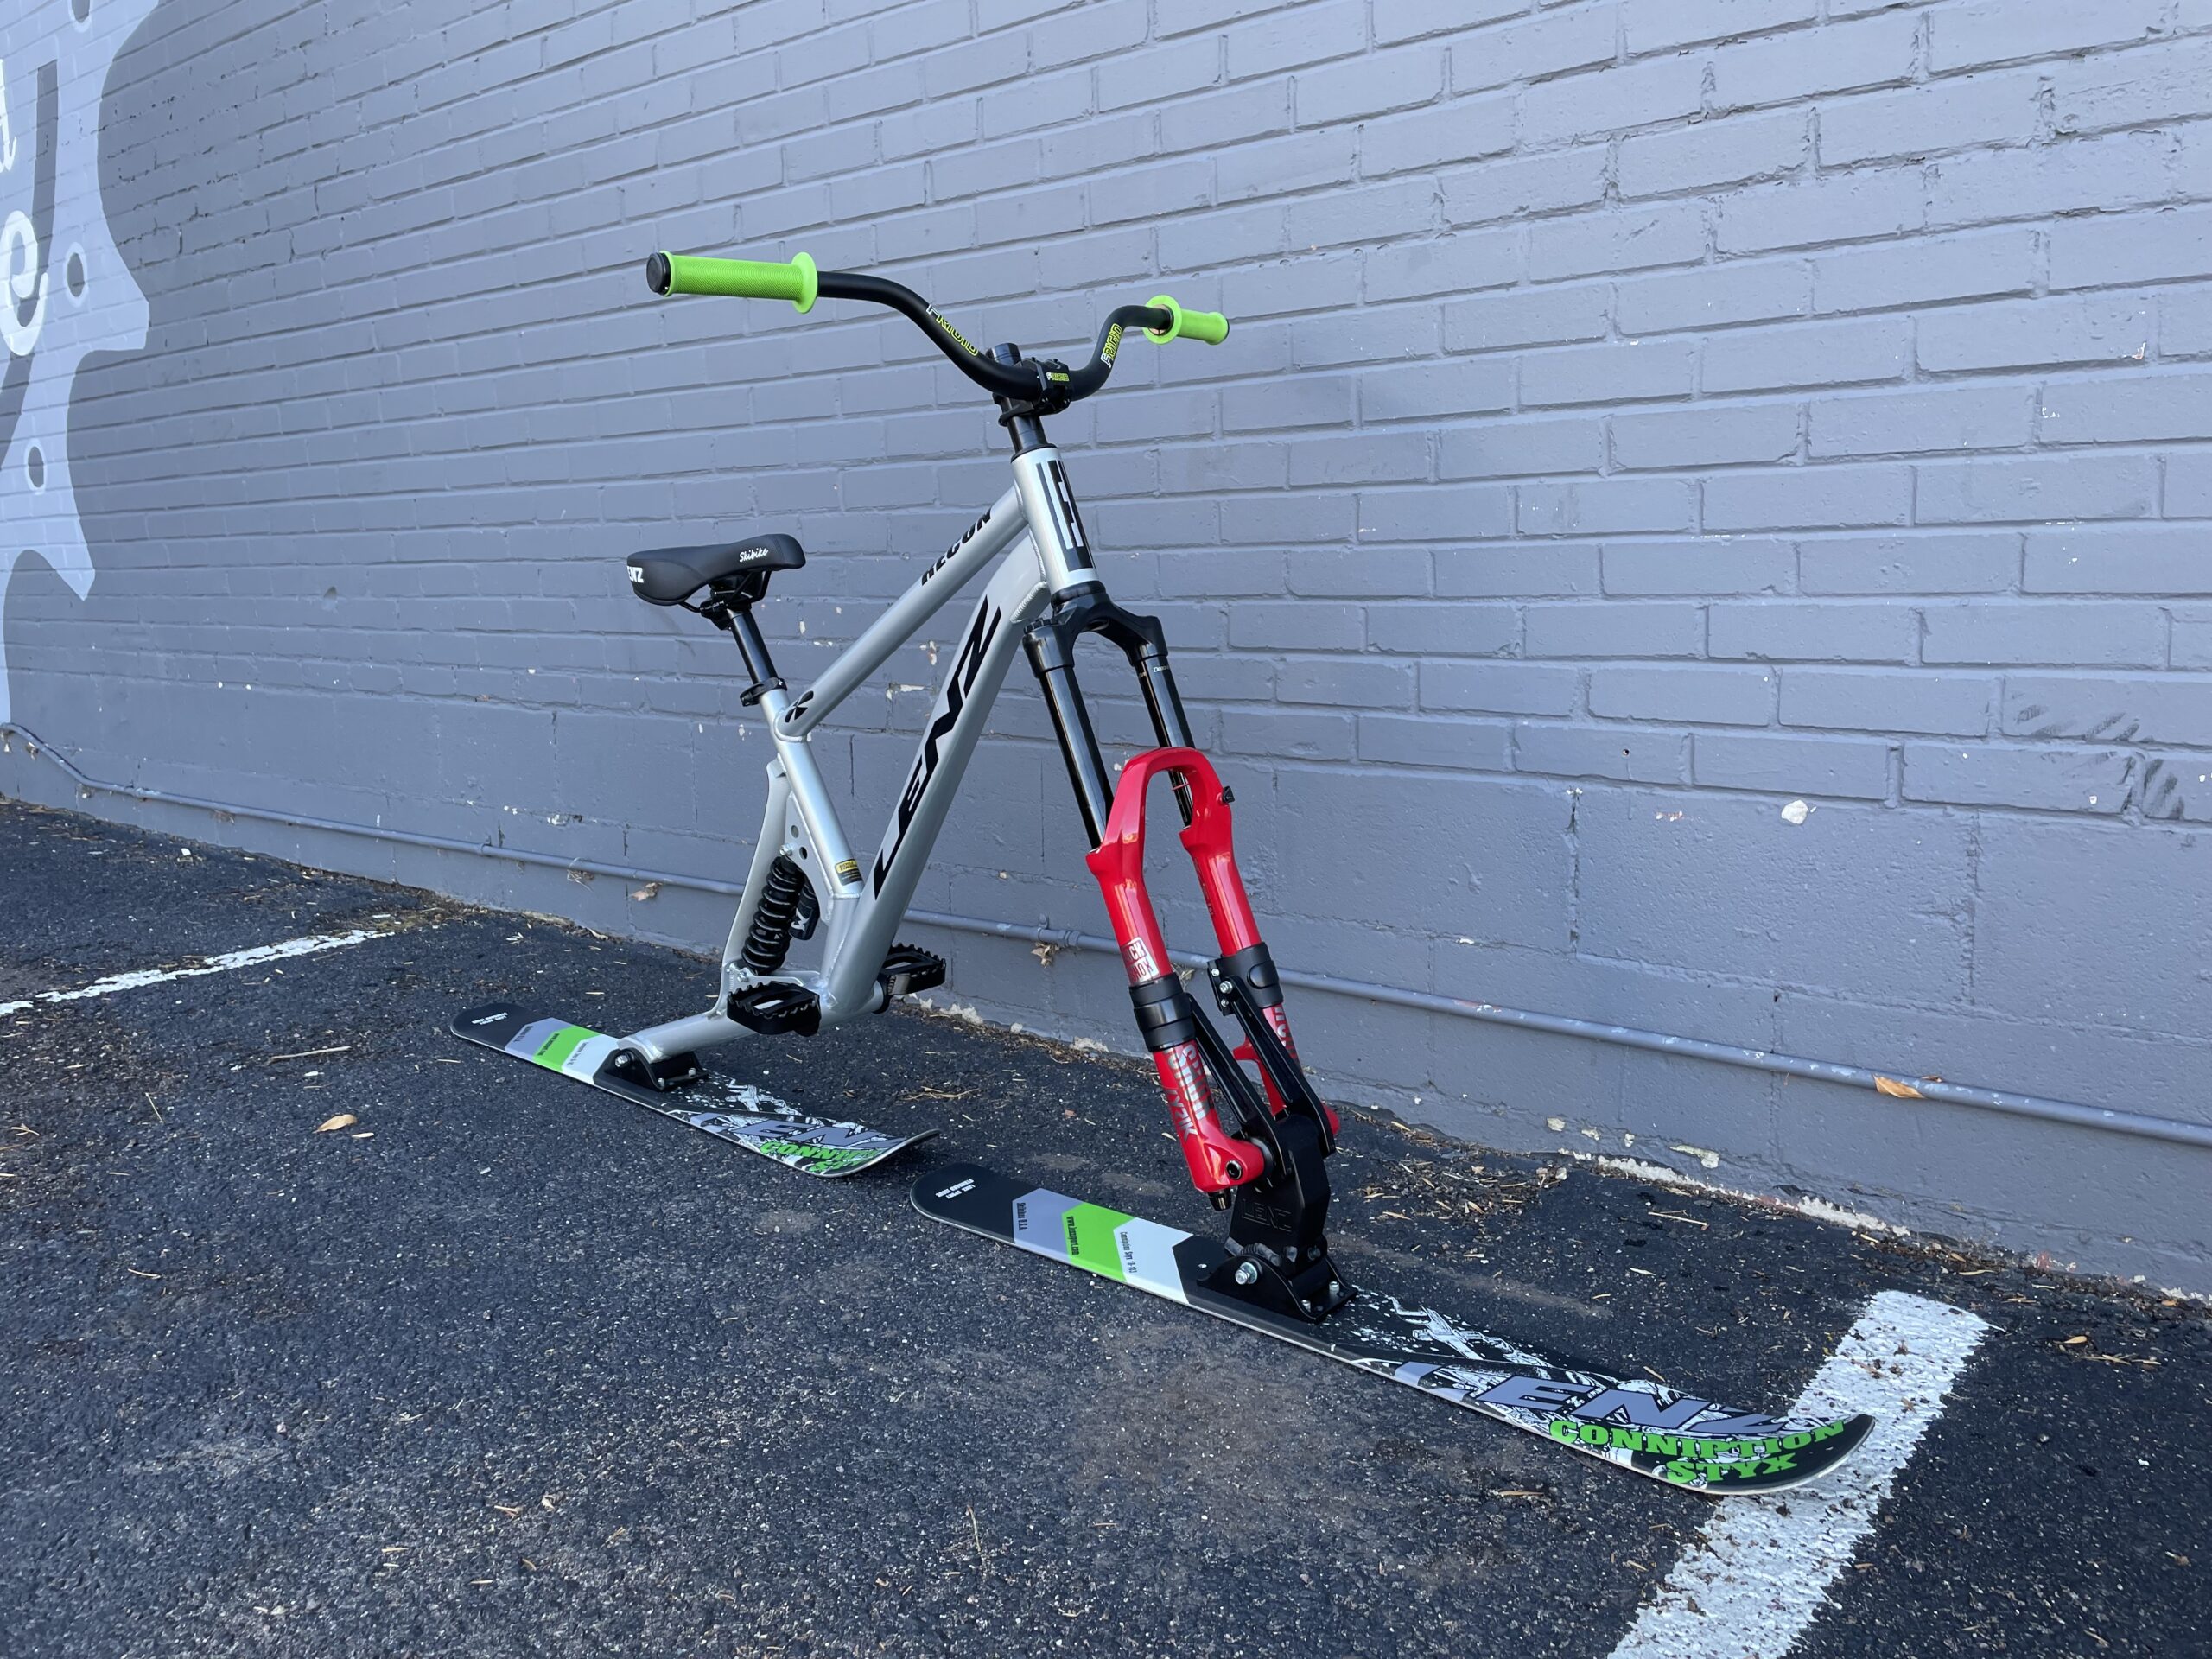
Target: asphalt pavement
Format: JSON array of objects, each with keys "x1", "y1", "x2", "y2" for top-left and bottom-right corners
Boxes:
[{"x1": 2, "y1": 798, "x2": 2206, "y2": 1657}]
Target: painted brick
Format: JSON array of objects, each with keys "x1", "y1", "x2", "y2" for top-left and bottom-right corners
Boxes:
[
  {"x1": 2140, "y1": 754, "x2": 2212, "y2": 823},
  {"x1": 1914, "y1": 455, "x2": 2159, "y2": 526},
  {"x1": 1518, "y1": 478, "x2": 1700, "y2": 537},
  {"x1": 1617, "y1": 111, "x2": 1810, "y2": 201},
  {"x1": 2049, "y1": 205, "x2": 2212, "y2": 292},
  {"x1": 1782, "y1": 669, "x2": 1998, "y2": 736},
  {"x1": 1440, "y1": 416, "x2": 1608, "y2": 480},
  {"x1": 1374, "y1": 0, "x2": 1524, "y2": 47},
  {"x1": 1527, "y1": 206, "x2": 1708, "y2": 283},
  {"x1": 2050, "y1": 38, "x2": 2212, "y2": 138},
  {"x1": 1365, "y1": 229, "x2": 1521, "y2": 303},
  {"x1": 1918, "y1": 296, "x2": 2154, "y2": 376},
  {"x1": 1228, "y1": 601, "x2": 1364, "y2": 652},
  {"x1": 1929, "y1": 130, "x2": 2182, "y2": 232},
  {"x1": 1709, "y1": 601, "x2": 1917, "y2": 664},
  {"x1": 2176, "y1": 610, "x2": 2212, "y2": 670},
  {"x1": 1902, "y1": 742, "x2": 2133, "y2": 814},
  {"x1": 1422, "y1": 660, "x2": 1581, "y2": 717},
  {"x1": 1707, "y1": 10, "x2": 1918, "y2": 111},
  {"x1": 1926, "y1": 0, "x2": 2168, "y2": 75},
  {"x1": 2024, "y1": 527, "x2": 2212, "y2": 595},
  {"x1": 2038, "y1": 370, "x2": 2212, "y2": 447},
  {"x1": 1521, "y1": 339, "x2": 1697, "y2": 409},
  {"x1": 1519, "y1": 54, "x2": 1705, "y2": 149},
  {"x1": 2004, "y1": 674, "x2": 2212, "y2": 748},
  {"x1": 1714, "y1": 169, "x2": 1924, "y2": 257},
  {"x1": 1923, "y1": 603, "x2": 2166, "y2": 668},
  {"x1": 1820, "y1": 70, "x2": 2042, "y2": 167},
  {"x1": 1703, "y1": 317, "x2": 1911, "y2": 394},
  {"x1": 1611, "y1": 404, "x2": 1801, "y2": 471},
  {"x1": 1295, "y1": 43, "x2": 1447, "y2": 127},
  {"x1": 1434, "y1": 545, "x2": 1601, "y2": 598},
  {"x1": 1797, "y1": 533, "x2": 2020, "y2": 595},
  {"x1": 1815, "y1": 226, "x2": 2039, "y2": 315},
  {"x1": 1623, "y1": 0, "x2": 1816, "y2": 55},
  {"x1": 1357, "y1": 486, "x2": 1515, "y2": 543},
  {"x1": 1808, "y1": 385, "x2": 2037, "y2": 461},
  {"x1": 1575, "y1": 791, "x2": 1971, "y2": 1004},
  {"x1": 1441, "y1": 283, "x2": 1611, "y2": 354},
  {"x1": 1357, "y1": 713, "x2": 1515, "y2": 772},
  {"x1": 1703, "y1": 464, "x2": 1914, "y2": 531},
  {"x1": 1360, "y1": 357, "x2": 1516, "y2": 423},
  {"x1": 1614, "y1": 257, "x2": 1813, "y2": 335},
  {"x1": 1691, "y1": 730, "x2": 1891, "y2": 798},
  {"x1": 2163, "y1": 286, "x2": 2212, "y2": 359},
  {"x1": 1451, "y1": 5, "x2": 1623, "y2": 95},
  {"x1": 1363, "y1": 94, "x2": 1516, "y2": 180},
  {"x1": 1601, "y1": 538, "x2": 1795, "y2": 596},
  {"x1": 1274, "y1": 655, "x2": 1416, "y2": 709},
  {"x1": 1587, "y1": 664, "x2": 1777, "y2": 724},
  {"x1": 1370, "y1": 603, "x2": 1521, "y2": 657},
  {"x1": 2172, "y1": 454, "x2": 2212, "y2": 519},
  {"x1": 1439, "y1": 146, "x2": 1611, "y2": 227},
  {"x1": 1514, "y1": 722, "x2": 1689, "y2": 785},
  {"x1": 1530, "y1": 601, "x2": 1699, "y2": 658}
]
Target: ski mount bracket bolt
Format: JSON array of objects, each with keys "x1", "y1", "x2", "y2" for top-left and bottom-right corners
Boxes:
[{"x1": 1233, "y1": 1261, "x2": 1260, "y2": 1287}]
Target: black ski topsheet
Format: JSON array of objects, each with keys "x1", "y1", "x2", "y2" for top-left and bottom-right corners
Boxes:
[
  {"x1": 451, "y1": 1003, "x2": 934, "y2": 1178},
  {"x1": 914, "y1": 1162, "x2": 1873, "y2": 1496}
]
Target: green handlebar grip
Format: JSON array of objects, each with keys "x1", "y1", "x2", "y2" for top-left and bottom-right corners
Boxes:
[
  {"x1": 1144, "y1": 294, "x2": 1230, "y2": 345},
  {"x1": 645, "y1": 250, "x2": 819, "y2": 313}
]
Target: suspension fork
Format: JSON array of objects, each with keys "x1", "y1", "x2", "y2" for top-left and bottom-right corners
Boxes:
[{"x1": 1026, "y1": 600, "x2": 1349, "y2": 1320}]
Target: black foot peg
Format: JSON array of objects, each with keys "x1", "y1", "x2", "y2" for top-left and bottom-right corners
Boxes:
[
  {"x1": 726, "y1": 981, "x2": 822, "y2": 1037},
  {"x1": 878, "y1": 944, "x2": 946, "y2": 1000}
]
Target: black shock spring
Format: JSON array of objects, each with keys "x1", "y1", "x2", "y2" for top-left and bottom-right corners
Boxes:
[{"x1": 741, "y1": 855, "x2": 809, "y2": 975}]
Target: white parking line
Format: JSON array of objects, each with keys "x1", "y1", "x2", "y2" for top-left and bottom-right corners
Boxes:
[
  {"x1": 1608, "y1": 1290, "x2": 1990, "y2": 1659},
  {"x1": 0, "y1": 924, "x2": 408, "y2": 1018}
]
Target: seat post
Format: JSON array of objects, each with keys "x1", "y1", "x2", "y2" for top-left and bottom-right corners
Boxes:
[{"x1": 720, "y1": 604, "x2": 785, "y2": 706}]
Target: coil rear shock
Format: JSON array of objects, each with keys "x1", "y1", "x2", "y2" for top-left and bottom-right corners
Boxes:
[{"x1": 741, "y1": 855, "x2": 811, "y2": 974}]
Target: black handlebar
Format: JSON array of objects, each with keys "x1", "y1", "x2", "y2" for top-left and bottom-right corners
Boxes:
[
  {"x1": 645, "y1": 251, "x2": 1217, "y2": 413},
  {"x1": 814, "y1": 269, "x2": 1168, "y2": 408}
]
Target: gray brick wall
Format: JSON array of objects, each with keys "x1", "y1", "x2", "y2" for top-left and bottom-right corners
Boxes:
[{"x1": 3, "y1": 0, "x2": 2209, "y2": 1287}]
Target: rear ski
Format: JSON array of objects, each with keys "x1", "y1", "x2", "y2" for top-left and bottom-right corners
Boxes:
[
  {"x1": 914, "y1": 1161, "x2": 1874, "y2": 1496},
  {"x1": 451, "y1": 1003, "x2": 933, "y2": 1178}
]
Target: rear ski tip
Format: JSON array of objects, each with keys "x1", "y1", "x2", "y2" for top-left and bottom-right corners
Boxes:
[{"x1": 450, "y1": 1002, "x2": 934, "y2": 1178}]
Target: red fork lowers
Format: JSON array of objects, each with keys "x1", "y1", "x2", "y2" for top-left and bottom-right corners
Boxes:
[{"x1": 1084, "y1": 747, "x2": 1325, "y2": 1193}]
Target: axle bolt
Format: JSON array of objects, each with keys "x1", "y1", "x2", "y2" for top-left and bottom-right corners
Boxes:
[{"x1": 1233, "y1": 1261, "x2": 1260, "y2": 1287}]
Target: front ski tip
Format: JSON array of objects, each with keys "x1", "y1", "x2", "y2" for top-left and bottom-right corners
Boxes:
[
  {"x1": 1640, "y1": 1408, "x2": 1877, "y2": 1496},
  {"x1": 913, "y1": 1162, "x2": 1890, "y2": 1498}
]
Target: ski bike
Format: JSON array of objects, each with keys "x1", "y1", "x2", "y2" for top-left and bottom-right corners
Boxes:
[{"x1": 454, "y1": 249, "x2": 1873, "y2": 1495}]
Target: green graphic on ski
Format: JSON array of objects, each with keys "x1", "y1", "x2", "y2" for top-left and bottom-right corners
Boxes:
[
  {"x1": 913, "y1": 1162, "x2": 1873, "y2": 1496},
  {"x1": 451, "y1": 1003, "x2": 933, "y2": 1178}
]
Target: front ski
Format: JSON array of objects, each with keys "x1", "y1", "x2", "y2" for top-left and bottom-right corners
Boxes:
[
  {"x1": 914, "y1": 1162, "x2": 1873, "y2": 1496},
  {"x1": 452, "y1": 1003, "x2": 933, "y2": 1178}
]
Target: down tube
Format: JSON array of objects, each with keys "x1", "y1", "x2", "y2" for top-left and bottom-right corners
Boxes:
[{"x1": 825, "y1": 549, "x2": 1049, "y2": 1015}]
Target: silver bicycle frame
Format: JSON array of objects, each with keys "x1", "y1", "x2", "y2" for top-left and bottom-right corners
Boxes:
[{"x1": 621, "y1": 445, "x2": 1102, "y2": 1064}]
